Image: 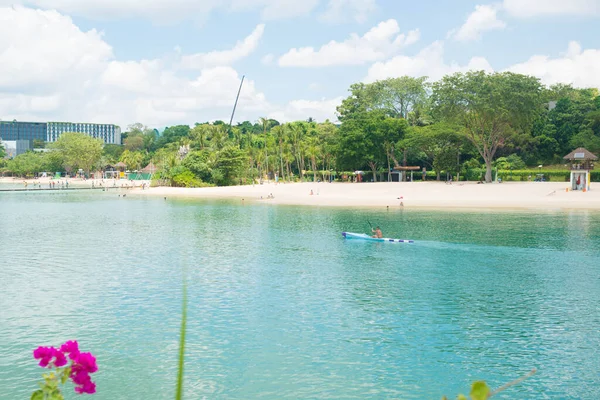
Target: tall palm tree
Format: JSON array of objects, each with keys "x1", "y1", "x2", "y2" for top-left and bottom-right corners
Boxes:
[
  {"x1": 288, "y1": 123, "x2": 305, "y2": 179},
  {"x1": 271, "y1": 124, "x2": 286, "y2": 181},
  {"x1": 258, "y1": 117, "x2": 272, "y2": 180},
  {"x1": 305, "y1": 137, "x2": 321, "y2": 182}
]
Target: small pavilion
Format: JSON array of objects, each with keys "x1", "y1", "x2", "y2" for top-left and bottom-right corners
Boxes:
[
  {"x1": 393, "y1": 166, "x2": 421, "y2": 182},
  {"x1": 563, "y1": 147, "x2": 597, "y2": 191}
]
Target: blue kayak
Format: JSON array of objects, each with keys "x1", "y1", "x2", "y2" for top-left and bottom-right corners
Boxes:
[{"x1": 342, "y1": 232, "x2": 414, "y2": 244}]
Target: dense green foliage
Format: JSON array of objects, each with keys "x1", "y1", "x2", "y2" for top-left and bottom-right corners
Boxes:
[{"x1": 2, "y1": 73, "x2": 598, "y2": 184}]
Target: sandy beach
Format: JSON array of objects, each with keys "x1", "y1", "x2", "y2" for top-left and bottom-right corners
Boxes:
[
  {"x1": 0, "y1": 176, "x2": 148, "y2": 189},
  {"x1": 2, "y1": 177, "x2": 598, "y2": 210},
  {"x1": 134, "y1": 181, "x2": 600, "y2": 210}
]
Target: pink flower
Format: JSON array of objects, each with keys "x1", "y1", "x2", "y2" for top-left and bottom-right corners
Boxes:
[
  {"x1": 33, "y1": 346, "x2": 66, "y2": 368},
  {"x1": 71, "y1": 369, "x2": 96, "y2": 394},
  {"x1": 54, "y1": 350, "x2": 67, "y2": 367},
  {"x1": 70, "y1": 369, "x2": 90, "y2": 385},
  {"x1": 75, "y1": 380, "x2": 96, "y2": 394},
  {"x1": 60, "y1": 340, "x2": 80, "y2": 360},
  {"x1": 73, "y1": 352, "x2": 98, "y2": 374}
]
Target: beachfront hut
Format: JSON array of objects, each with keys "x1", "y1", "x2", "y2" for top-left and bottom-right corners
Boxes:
[
  {"x1": 393, "y1": 166, "x2": 421, "y2": 182},
  {"x1": 113, "y1": 162, "x2": 127, "y2": 179},
  {"x1": 563, "y1": 148, "x2": 597, "y2": 191},
  {"x1": 127, "y1": 162, "x2": 156, "y2": 181}
]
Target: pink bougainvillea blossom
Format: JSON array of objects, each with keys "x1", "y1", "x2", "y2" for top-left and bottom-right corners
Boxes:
[
  {"x1": 33, "y1": 346, "x2": 66, "y2": 368},
  {"x1": 60, "y1": 340, "x2": 80, "y2": 360},
  {"x1": 33, "y1": 341, "x2": 97, "y2": 395}
]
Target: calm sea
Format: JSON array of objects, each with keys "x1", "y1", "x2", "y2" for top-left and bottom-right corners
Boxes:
[{"x1": 1, "y1": 189, "x2": 599, "y2": 399}]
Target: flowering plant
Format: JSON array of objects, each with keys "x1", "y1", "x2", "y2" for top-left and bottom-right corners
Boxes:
[{"x1": 31, "y1": 341, "x2": 97, "y2": 399}]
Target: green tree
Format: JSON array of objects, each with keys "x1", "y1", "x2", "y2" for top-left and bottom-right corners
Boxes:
[
  {"x1": 124, "y1": 135, "x2": 145, "y2": 151},
  {"x1": 431, "y1": 71, "x2": 543, "y2": 182},
  {"x1": 0, "y1": 140, "x2": 6, "y2": 159},
  {"x1": 6, "y1": 151, "x2": 43, "y2": 177},
  {"x1": 403, "y1": 123, "x2": 465, "y2": 180},
  {"x1": 213, "y1": 146, "x2": 247, "y2": 186},
  {"x1": 120, "y1": 150, "x2": 145, "y2": 170},
  {"x1": 370, "y1": 76, "x2": 429, "y2": 119},
  {"x1": 52, "y1": 132, "x2": 103, "y2": 174},
  {"x1": 103, "y1": 144, "x2": 125, "y2": 164},
  {"x1": 182, "y1": 150, "x2": 214, "y2": 182}
]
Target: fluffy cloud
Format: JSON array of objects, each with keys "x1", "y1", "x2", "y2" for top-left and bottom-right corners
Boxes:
[
  {"x1": 319, "y1": 0, "x2": 377, "y2": 24},
  {"x1": 0, "y1": 6, "x2": 274, "y2": 127},
  {"x1": 268, "y1": 97, "x2": 342, "y2": 123},
  {"x1": 364, "y1": 41, "x2": 493, "y2": 82},
  {"x1": 451, "y1": 4, "x2": 506, "y2": 41},
  {"x1": 278, "y1": 19, "x2": 420, "y2": 67},
  {"x1": 0, "y1": 6, "x2": 342, "y2": 128},
  {"x1": 502, "y1": 0, "x2": 599, "y2": 17},
  {"x1": 365, "y1": 39, "x2": 600, "y2": 92},
  {"x1": 0, "y1": 6, "x2": 112, "y2": 91},
  {"x1": 180, "y1": 24, "x2": 265, "y2": 69},
  {"x1": 506, "y1": 41, "x2": 600, "y2": 88}
]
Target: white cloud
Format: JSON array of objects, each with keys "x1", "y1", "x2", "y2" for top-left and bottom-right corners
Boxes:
[
  {"x1": 451, "y1": 4, "x2": 506, "y2": 42},
  {"x1": 365, "y1": 39, "x2": 600, "y2": 92},
  {"x1": 0, "y1": 5, "x2": 342, "y2": 129},
  {"x1": 180, "y1": 24, "x2": 265, "y2": 69},
  {"x1": 502, "y1": 0, "x2": 599, "y2": 17},
  {"x1": 0, "y1": 6, "x2": 112, "y2": 92},
  {"x1": 506, "y1": 41, "x2": 600, "y2": 88},
  {"x1": 268, "y1": 97, "x2": 342, "y2": 123},
  {"x1": 261, "y1": 54, "x2": 274, "y2": 65},
  {"x1": 365, "y1": 41, "x2": 493, "y2": 83},
  {"x1": 319, "y1": 0, "x2": 377, "y2": 23},
  {"x1": 0, "y1": 6, "x2": 272, "y2": 127},
  {"x1": 3, "y1": 0, "x2": 322, "y2": 21},
  {"x1": 278, "y1": 19, "x2": 420, "y2": 67}
]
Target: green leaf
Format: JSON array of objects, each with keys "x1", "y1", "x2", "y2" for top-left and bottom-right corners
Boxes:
[
  {"x1": 457, "y1": 395, "x2": 467, "y2": 400},
  {"x1": 470, "y1": 381, "x2": 491, "y2": 400},
  {"x1": 31, "y1": 390, "x2": 44, "y2": 400},
  {"x1": 61, "y1": 367, "x2": 71, "y2": 385},
  {"x1": 175, "y1": 279, "x2": 188, "y2": 400}
]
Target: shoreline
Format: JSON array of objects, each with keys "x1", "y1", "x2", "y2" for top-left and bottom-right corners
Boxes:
[{"x1": 132, "y1": 181, "x2": 600, "y2": 211}]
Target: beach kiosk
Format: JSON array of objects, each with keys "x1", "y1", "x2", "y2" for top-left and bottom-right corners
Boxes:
[
  {"x1": 393, "y1": 166, "x2": 421, "y2": 182},
  {"x1": 563, "y1": 147, "x2": 597, "y2": 191},
  {"x1": 115, "y1": 162, "x2": 127, "y2": 179}
]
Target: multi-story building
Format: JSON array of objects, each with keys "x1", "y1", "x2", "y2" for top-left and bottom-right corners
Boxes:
[
  {"x1": 0, "y1": 120, "x2": 121, "y2": 144},
  {"x1": 0, "y1": 121, "x2": 47, "y2": 142},
  {"x1": 47, "y1": 122, "x2": 121, "y2": 144}
]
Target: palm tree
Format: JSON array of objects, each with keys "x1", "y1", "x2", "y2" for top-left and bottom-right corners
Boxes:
[
  {"x1": 209, "y1": 125, "x2": 227, "y2": 150},
  {"x1": 120, "y1": 150, "x2": 144, "y2": 171},
  {"x1": 288, "y1": 123, "x2": 305, "y2": 179},
  {"x1": 271, "y1": 125, "x2": 286, "y2": 181},
  {"x1": 190, "y1": 124, "x2": 208, "y2": 149},
  {"x1": 305, "y1": 137, "x2": 321, "y2": 182},
  {"x1": 258, "y1": 117, "x2": 272, "y2": 180}
]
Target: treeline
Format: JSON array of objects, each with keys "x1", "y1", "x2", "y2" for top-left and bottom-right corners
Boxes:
[{"x1": 1, "y1": 72, "x2": 599, "y2": 184}]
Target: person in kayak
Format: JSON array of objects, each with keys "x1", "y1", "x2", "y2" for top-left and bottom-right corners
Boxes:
[{"x1": 371, "y1": 227, "x2": 383, "y2": 238}]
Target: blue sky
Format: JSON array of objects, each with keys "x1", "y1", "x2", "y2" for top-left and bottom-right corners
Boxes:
[{"x1": 0, "y1": 0, "x2": 599, "y2": 129}]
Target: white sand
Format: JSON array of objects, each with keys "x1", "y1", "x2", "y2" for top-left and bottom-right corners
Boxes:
[
  {"x1": 134, "y1": 181, "x2": 600, "y2": 210},
  {"x1": 0, "y1": 176, "x2": 148, "y2": 188}
]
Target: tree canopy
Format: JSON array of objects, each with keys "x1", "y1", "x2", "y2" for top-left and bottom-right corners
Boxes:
[{"x1": 52, "y1": 132, "x2": 103, "y2": 174}]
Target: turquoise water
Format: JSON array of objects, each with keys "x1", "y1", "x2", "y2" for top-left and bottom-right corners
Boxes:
[{"x1": 1, "y1": 190, "x2": 599, "y2": 399}]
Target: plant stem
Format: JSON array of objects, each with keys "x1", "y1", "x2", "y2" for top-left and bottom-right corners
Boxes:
[
  {"x1": 175, "y1": 280, "x2": 188, "y2": 400},
  {"x1": 489, "y1": 369, "x2": 536, "y2": 398}
]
